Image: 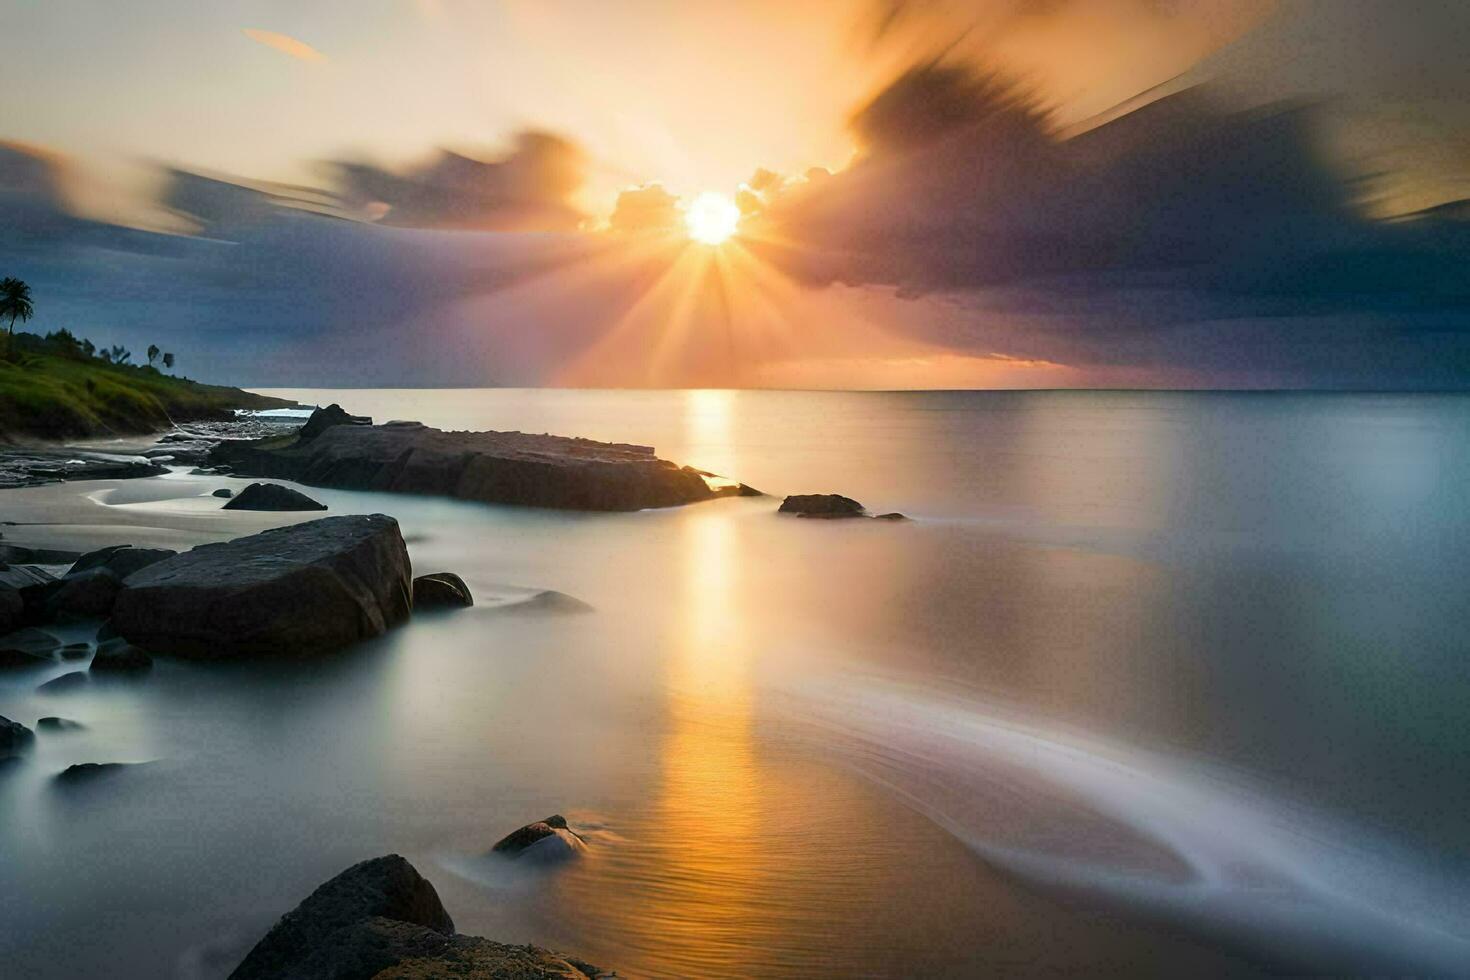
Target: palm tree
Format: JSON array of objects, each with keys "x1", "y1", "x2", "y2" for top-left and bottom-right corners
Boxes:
[
  {"x1": 162, "y1": 352, "x2": 175, "y2": 371},
  {"x1": 0, "y1": 277, "x2": 34, "y2": 352}
]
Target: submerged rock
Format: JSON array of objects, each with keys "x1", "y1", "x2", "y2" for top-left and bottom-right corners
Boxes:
[
  {"x1": 111, "y1": 515, "x2": 412, "y2": 658},
  {"x1": 1, "y1": 715, "x2": 35, "y2": 755},
  {"x1": 37, "y1": 671, "x2": 88, "y2": 694},
  {"x1": 90, "y1": 638, "x2": 153, "y2": 673},
  {"x1": 212, "y1": 488, "x2": 234, "y2": 498},
  {"x1": 412, "y1": 572, "x2": 473, "y2": 610},
  {"x1": 0, "y1": 627, "x2": 62, "y2": 669},
  {"x1": 37, "y1": 716, "x2": 85, "y2": 732},
  {"x1": 222, "y1": 482, "x2": 327, "y2": 512},
  {"x1": 779, "y1": 493, "x2": 867, "y2": 518},
  {"x1": 55, "y1": 761, "x2": 139, "y2": 783},
  {"x1": 229, "y1": 854, "x2": 606, "y2": 980},
  {"x1": 210, "y1": 418, "x2": 746, "y2": 512},
  {"x1": 490, "y1": 814, "x2": 587, "y2": 863}
]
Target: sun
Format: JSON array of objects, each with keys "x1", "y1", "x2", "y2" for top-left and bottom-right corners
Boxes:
[{"x1": 685, "y1": 191, "x2": 741, "y2": 245}]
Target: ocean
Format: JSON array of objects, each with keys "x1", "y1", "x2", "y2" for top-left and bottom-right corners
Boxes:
[{"x1": 3, "y1": 388, "x2": 1469, "y2": 977}]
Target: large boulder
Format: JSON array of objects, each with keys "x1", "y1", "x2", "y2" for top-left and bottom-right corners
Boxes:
[
  {"x1": 778, "y1": 493, "x2": 867, "y2": 518},
  {"x1": 110, "y1": 515, "x2": 412, "y2": 658},
  {"x1": 412, "y1": 572, "x2": 473, "y2": 610},
  {"x1": 210, "y1": 419, "x2": 750, "y2": 512},
  {"x1": 490, "y1": 814, "x2": 587, "y2": 863},
  {"x1": 1, "y1": 715, "x2": 35, "y2": 756},
  {"x1": 68, "y1": 545, "x2": 177, "y2": 580},
  {"x1": 230, "y1": 855, "x2": 605, "y2": 980},
  {"x1": 0, "y1": 586, "x2": 23, "y2": 637},
  {"x1": 47, "y1": 568, "x2": 122, "y2": 619},
  {"x1": 298, "y1": 403, "x2": 372, "y2": 442},
  {"x1": 223, "y1": 483, "x2": 328, "y2": 512}
]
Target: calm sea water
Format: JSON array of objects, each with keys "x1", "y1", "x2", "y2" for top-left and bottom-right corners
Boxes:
[{"x1": 3, "y1": 389, "x2": 1469, "y2": 977}]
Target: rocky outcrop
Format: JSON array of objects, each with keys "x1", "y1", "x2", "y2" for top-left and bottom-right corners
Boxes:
[
  {"x1": 37, "y1": 716, "x2": 85, "y2": 732},
  {"x1": 47, "y1": 568, "x2": 122, "y2": 619},
  {"x1": 213, "y1": 488, "x2": 234, "y2": 498},
  {"x1": 298, "y1": 403, "x2": 372, "y2": 442},
  {"x1": 0, "y1": 449, "x2": 168, "y2": 490},
  {"x1": 110, "y1": 515, "x2": 412, "y2": 658},
  {"x1": 69, "y1": 545, "x2": 177, "y2": 579},
  {"x1": 490, "y1": 814, "x2": 587, "y2": 863},
  {"x1": 412, "y1": 573, "x2": 473, "y2": 610},
  {"x1": 230, "y1": 855, "x2": 607, "y2": 980},
  {"x1": 211, "y1": 418, "x2": 756, "y2": 512},
  {"x1": 222, "y1": 483, "x2": 328, "y2": 512},
  {"x1": 779, "y1": 494, "x2": 908, "y2": 521},
  {"x1": 1, "y1": 715, "x2": 34, "y2": 756},
  {"x1": 55, "y1": 761, "x2": 141, "y2": 783}
]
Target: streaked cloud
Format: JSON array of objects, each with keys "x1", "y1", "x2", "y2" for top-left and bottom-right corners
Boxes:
[{"x1": 242, "y1": 28, "x2": 327, "y2": 63}]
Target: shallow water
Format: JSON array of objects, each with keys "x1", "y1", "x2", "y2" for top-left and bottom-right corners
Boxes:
[{"x1": 3, "y1": 389, "x2": 1469, "y2": 977}]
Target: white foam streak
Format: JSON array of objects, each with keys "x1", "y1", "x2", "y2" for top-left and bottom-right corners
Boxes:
[{"x1": 775, "y1": 672, "x2": 1470, "y2": 975}]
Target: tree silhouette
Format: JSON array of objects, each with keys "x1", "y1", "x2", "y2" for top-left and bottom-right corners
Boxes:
[
  {"x1": 107, "y1": 344, "x2": 131, "y2": 365},
  {"x1": 162, "y1": 352, "x2": 175, "y2": 371},
  {"x1": 147, "y1": 343, "x2": 160, "y2": 366},
  {"x1": 0, "y1": 277, "x2": 34, "y2": 353}
]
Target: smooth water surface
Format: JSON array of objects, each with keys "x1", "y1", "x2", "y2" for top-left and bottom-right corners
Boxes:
[{"x1": 3, "y1": 389, "x2": 1469, "y2": 977}]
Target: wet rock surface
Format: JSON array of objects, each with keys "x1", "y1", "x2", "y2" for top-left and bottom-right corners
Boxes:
[
  {"x1": 69, "y1": 545, "x2": 178, "y2": 580},
  {"x1": 211, "y1": 409, "x2": 749, "y2": 512},
  {"x1": 90, "y1": 638, "x2": 153, "y2": 672},
  {"x1": 412, "y1": 572, "x2": 473, "y2": 610},
  {"x1": 1, "y1": 715, "x2": 35, "y2": 755},
  {"x1": 37, "y1": 716, "x2": 85, "y2": 732},
  {"x1": 779, "y1": 493, "x2": 908, "y2": 521},
  {"x1": 222, "y1": 482, "x2": 328, "y2": 512},
  {"x1": 490, "y1": 814, "x2": 588, "y2": 863},
  {"x1": 110, "y1": 515, "x2": 412, "y2": 659},
  {"x1": 229, "y1": 854, "x2": 607, "y2": 980}
]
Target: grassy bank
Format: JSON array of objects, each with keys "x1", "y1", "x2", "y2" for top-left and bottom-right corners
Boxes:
[{"x1": 1, "y1": 335, "x2": 293, "y2": 441}]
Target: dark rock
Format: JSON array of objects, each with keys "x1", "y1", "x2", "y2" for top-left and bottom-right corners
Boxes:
[
  {"x1": 210, "y1": 419, "x2": 746, "y2": 512},
  {"x1": 55, "y1": 762, "x2": 138, "y2": 783},
  {"x1": 59, "y1": 642, "x2": 92, "y2": 659},
  {"x1": 0, "y1": 627, "x2": 62, "y2": 669},
  {"x1": 0, "y1": 585, "x2": 21, "y2": 635},
  {"x1": 48, "y1": 568, "x2": 122, "y2": 618},
  {"x1": 111, "y1": 515, "x2": 412, "y2": 659},
  {"x1": 69, "y1": 545, "x2": 178, "y2": 580},
  {"x1": 513, "y1": 591, "x2": 594, "y2": 615},
  {"x1": 96, "y1": 621, "x2": 120, "y2": 642},
  {"x1": 779, "y1": 493, "x2": 867, "y2": 518},
  {"x1": 490, "y1": 814, "x2": 587, "y2": 863},
  {"x1": 229, "y1": 854, "x2": 454, "y2": 980},
  {"x1": 0, "y1": 564, "x2": 55, "y2": 590},
  {"x1": 222, "y1": 482, "x2": 327, "y2": 512},
  {"x1": 37, "y1": 716, "x2": 86, "y2": 732},
  {"x1": 873, "y1": 512, "x2": 909, "y2": 521},
  {"x1": 0, "y1": 544, "x2": 83, "y2": 564},
  {"x1": 229, "y1": 855, "x2": 605, "y2": 980},
  {"x1": 90, "y1": 638, "x2": 153, "y2": 673},
  {"x1": 213, "y1": 488, "x2": 234, "y2": 498},
  {"x1": 37, "y1": 671, "x2": 89, "y2": 694},
  {"x1": 1, "y1": 715, "x2": 35, "y2": 755},
  {"x1": 412, "y1": 572, "x2": 473, "y2": 610},
  {"x1": 298, "y1": 403, "x2": 372, "y2": 442}
]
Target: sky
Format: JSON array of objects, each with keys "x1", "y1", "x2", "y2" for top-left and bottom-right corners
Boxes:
[{"x1": 1, "y1": 0, "x2": 1467, "y2": 389}]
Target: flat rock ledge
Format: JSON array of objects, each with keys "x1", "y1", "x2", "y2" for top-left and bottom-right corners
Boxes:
[
  {"x1": 211, "y1": 408, "x2": 757, "y2": 512},
  {"x1": 230, "y1": 854, "x2": 610, "y2": 980},
  {"x1": 110, "y1": 515, "x2": 412, "y2": 659}
]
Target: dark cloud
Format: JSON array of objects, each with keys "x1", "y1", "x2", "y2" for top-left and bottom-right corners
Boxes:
[
  {"x1": 328, "y1": 130, "x2": 586, "y2": 231},
  {"x1": 745, "y1": 61, "x2": 1470, "y2": 386},
  {"x1": 607, "y1": 182, "x2": 681, "y2": 233}
]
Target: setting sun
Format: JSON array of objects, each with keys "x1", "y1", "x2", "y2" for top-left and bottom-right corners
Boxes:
[{"x1": 684, "y1": 191, "x2": 740, "y2": 244}]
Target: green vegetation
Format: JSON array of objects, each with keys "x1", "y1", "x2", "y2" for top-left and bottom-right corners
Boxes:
[{"x1": 1, "y1": 329, "x2": 291, "y2": 441}]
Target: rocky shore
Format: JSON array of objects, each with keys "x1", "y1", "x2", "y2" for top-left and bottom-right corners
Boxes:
[{"x1": 211, "y1": 405, "x2": 761, "y2": 512}]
